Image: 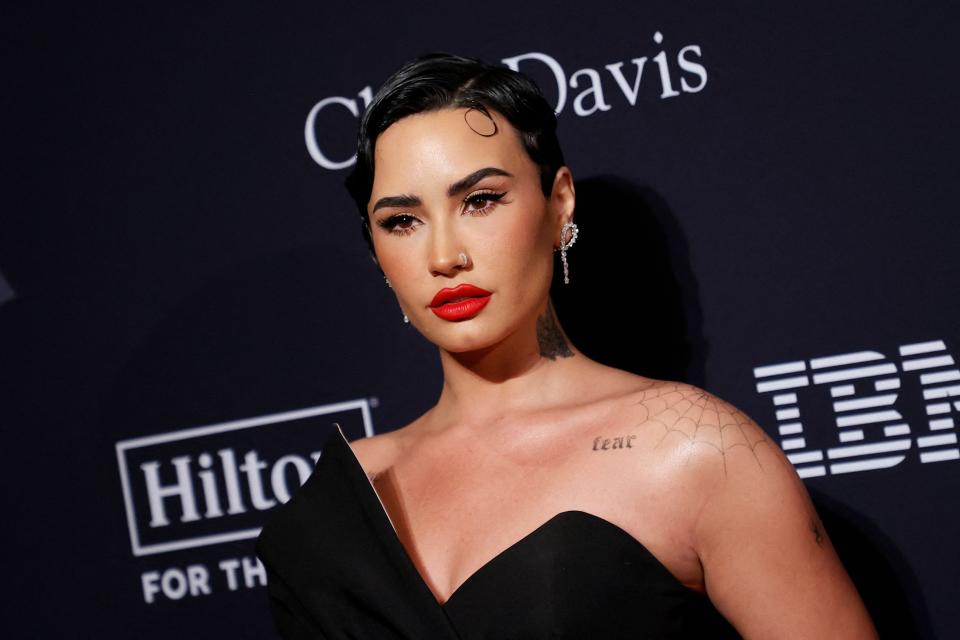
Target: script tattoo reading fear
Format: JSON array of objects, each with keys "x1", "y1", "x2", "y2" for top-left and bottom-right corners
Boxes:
[{"x1": 593, "y1": 435, "x2": 638, "y2": 450}]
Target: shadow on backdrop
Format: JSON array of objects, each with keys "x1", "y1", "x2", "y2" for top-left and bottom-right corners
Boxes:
[{"x1": 551, "y1": 176, "x2": 707, "y2": 386}]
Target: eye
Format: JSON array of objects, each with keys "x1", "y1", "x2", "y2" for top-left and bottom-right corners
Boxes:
[
  {"x1": 376, "y1": 213, "x2": 421, "y2": 236},
  {"x1": 462, "y1": 189, "x2": 506, "y2": 216}
]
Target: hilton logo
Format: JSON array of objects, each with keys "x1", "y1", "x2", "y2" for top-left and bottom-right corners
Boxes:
[
  {"x1": 753, "y1": 339, "x2": 959, "y2": 478},
  {"x1": 115, "y1": 399, "x2": 373, "y2": 556}
]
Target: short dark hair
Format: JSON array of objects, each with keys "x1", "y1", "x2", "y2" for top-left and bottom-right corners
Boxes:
[{"x1": 344, "y1": 52, "x2": 565, "y2": 257}]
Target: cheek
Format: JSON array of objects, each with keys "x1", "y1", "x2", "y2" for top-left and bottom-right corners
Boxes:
[
  {"x1": 504, "y1": 212, "x2": 549, "y2": 254},
  {"x1": 476, "y1": 205, "x2": 554, "y2": 291},
  {"x1": 374, "y1": 233, "x2": 416, "y2": 277},
  {"x1": 372, "y1": 239, "x2": 423, "y2": 308}
]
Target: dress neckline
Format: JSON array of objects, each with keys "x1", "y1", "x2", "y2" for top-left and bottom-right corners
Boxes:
[{"x1": 330, "y1": 424, "x2": 703, "y2": 608}]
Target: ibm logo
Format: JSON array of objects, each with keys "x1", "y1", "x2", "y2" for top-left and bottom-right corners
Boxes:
[
  {"x1": 753, "y1": 339, "x2": 959, "y2": 478},
  {"x1": 115, "y1": 399, "x2": 373, "y2": 556}
]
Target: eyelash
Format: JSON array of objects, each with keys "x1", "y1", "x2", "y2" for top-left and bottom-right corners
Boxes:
[{"x1": 376, "y1": 190, "x2": 507, "y2": 236}]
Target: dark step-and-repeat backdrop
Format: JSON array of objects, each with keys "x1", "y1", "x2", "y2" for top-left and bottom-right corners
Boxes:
[{"x1": 3, "y1": 2, "x2": 957, "y2": 638}]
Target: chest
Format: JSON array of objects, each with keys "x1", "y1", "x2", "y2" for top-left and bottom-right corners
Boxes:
[{"x1": 373, "y1": 439, "x2": 706, "y2": 603}]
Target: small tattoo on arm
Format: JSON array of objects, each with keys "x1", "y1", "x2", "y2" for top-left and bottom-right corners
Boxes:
[
  {"x1": 810, "y1": 517, "x2": 824, "y2": 547},
  {"x1": 537, "y1": 302, "x2": 573, "y2": 360},
  {"x1": 592, "y1": 435, "x2": 637, "y2": 451}
]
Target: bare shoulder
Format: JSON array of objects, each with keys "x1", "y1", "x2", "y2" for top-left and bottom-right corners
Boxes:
[
  {"x1": 573, "y1": 370, "x2": 788, "y2": 503},
  {"x1": 635, "y1": 382, "x2": 880, "y2": 637},
  {"x1": 637, "y1": 381, "x2": 813, "y2": 525},
  {"x1": 625, "y1": 381, "x2": 814, "y2": 529},
  {"x1": 596, "y1": 376, "x2": 806, "y2": 527},
  {"x1": 347, "y1": 428, "x2": 406, "y2": 480},
  {"x1": 603, "y1": 379, "x2": 875, "y2": 636},
  {"x1": 601, "y1": 377, "x2": 783, "y2": 479}
]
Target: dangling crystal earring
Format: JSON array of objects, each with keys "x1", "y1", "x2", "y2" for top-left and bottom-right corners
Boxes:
[
  {"x1": 558, "y1": 221, "x2": 579, "y2": 284},
  {"x1": 403, "y1": 313, "x2": 409, "y2": 324}
]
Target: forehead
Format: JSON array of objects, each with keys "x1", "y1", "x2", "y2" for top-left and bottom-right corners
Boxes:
[{"x1": 371, "y1": 108, "x2": 533, "y2": 197}]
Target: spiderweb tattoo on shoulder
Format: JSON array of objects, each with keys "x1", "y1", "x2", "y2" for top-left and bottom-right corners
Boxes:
[
  {"x1": 629, "y1": 383, "x2": 776, "y2": 477},
  {"x1": 604, "y1": 383, "x2": 826, "y2": 547}
]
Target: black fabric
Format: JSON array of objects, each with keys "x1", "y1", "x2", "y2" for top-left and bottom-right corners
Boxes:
[{"x1": 256, "y1": 428, "x2": 741, "y2": 639}]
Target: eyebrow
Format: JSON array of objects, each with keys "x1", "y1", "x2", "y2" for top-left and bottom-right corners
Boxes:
[{"x1": 371, "y1": 166, "x2": 513, "y2": 213}]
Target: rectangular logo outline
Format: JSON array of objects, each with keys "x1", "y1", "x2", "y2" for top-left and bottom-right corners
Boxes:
[{"x1": 115, "y1": 399, "x2": 373, "y2": 557}]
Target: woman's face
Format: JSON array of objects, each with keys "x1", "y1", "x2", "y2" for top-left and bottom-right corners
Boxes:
[{"x1": 368, "y1": 107, "x2": 573, "y2": 353}]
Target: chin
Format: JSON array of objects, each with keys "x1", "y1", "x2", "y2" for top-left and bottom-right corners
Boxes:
[
  {"x1": 437, "y1": 332, "x2": 496, "y2": 355},
  {"x1": 424, "y1": 319, "x2": 505, "y2": 354}
]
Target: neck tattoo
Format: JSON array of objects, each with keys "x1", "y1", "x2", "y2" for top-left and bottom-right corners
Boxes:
[{"x1": 537, "y1": 302, "x2": 574, "y2": 360}]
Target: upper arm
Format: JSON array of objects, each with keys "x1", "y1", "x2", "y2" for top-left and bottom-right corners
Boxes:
[{"x1": 688, "y1": 392, "x2": 877, "y2": 639}]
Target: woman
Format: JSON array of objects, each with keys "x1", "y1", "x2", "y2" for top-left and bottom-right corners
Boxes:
[{"x1": 256, "y1": 53, "x2": 877, "y2": 638}]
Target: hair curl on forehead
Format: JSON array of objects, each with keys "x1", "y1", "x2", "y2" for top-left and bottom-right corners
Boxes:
[
  {"x1": 462, "y1": 105, "x2": 498, "y2": 136},
  {"x1": 344, "y1": 52, "x2": 566, "y2": 261}
]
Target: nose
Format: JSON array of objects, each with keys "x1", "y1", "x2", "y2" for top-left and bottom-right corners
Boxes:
[{"x1": 427, "y1": 219, "x2": 468, "y2": 278}]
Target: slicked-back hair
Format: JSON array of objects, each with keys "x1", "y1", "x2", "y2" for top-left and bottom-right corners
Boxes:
[{"x1": 344, "y1": 52, "x2": 565, "y2": 258}]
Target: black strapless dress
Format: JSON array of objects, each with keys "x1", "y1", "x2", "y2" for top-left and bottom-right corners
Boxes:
[{"x1": 255, "y1": 426, "x2": 741, "y2": 639}]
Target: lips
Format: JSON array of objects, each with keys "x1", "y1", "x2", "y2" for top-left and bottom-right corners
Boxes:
[{"x1": 429, "y1": 283, "x2": 493, "y2": 321}]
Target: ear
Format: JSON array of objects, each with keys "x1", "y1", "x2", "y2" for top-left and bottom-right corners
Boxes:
[
  {"x1": 363, "y1": 219, "x2": 384, "y2": 271},
  {"x1": 548, "y1": 166, "x2": 576, "y2": 246}
]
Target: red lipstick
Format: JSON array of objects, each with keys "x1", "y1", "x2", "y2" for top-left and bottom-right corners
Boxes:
[{"x1": 429, "y1": 284, "x2": 493, "y2": 321}]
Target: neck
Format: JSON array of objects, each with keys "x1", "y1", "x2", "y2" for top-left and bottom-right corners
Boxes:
[{"x1": 430, "y1": 301, "x2": 580, "y2": 429}]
